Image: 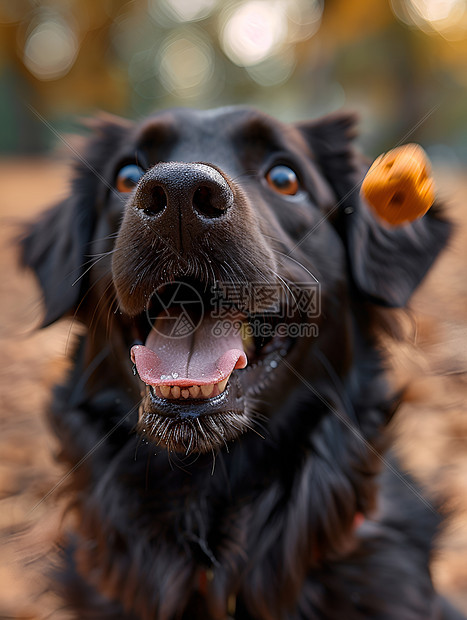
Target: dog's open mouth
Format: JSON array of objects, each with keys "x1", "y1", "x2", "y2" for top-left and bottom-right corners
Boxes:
[
  {"x1": 129, "y1": 280, "x2": 295, "y2": 454},
  {"x1": 131, "y1": 309, "x2": 248, "y2": 399}
]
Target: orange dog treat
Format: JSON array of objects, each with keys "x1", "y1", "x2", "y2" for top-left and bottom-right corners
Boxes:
[{"x1": 361, "y1": 144, "x2": 435, "y2": 226}]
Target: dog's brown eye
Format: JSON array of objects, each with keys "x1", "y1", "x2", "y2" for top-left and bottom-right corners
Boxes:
[
  {"x1": 266, "y1": 165, "x2": 299, "y2": 196},
  {"x1": 116, "y1": 164, "x2": 144, "y2": 193}
]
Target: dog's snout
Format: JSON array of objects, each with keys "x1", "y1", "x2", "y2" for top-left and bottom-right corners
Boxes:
[{"x1": 134, "y1": 162, "x2": 233, "y2": 219}]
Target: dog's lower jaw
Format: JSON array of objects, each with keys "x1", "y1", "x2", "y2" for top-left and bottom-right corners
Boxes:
[
  {"x1": 137, "y1": 407, "x2": 252, "y2": 455},
  {"x1": 136, "y1": 381, "x2": 253, "y2": 454}
]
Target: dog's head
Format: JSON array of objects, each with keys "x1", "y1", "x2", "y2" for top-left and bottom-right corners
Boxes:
[{"x1": 22, "y1": 106, "x2": 450, "y2": 455}]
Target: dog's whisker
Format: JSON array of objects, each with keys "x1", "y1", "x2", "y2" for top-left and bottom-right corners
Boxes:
[
  {"x1": 210, "y1": 447, "x2": 217, "y2": 476},
  {"x1": 271, "y1": 247, "x2": 321, "y2": 283},
  {"x1": 274, "y1": 272, "x2": 299, "y2": 309},
  {"x1": 84, "y1": 248, "x2": 117, "y2": 260},
  {"x1": 243, "y1": 409, "x2": 270, "y2": 437},
  {"x1": 71, "y1": 252, "x2": 112, "y2": 288},
  {"x1": 230, "y1": 170, "x2": 258, "y2": 183},
  {"x1": 88, "y1": 278, "x2": 118, "y2": 341},
  {"x1": 198, "y1": 249, "x2": 217, "y2": 289},
  {"x1": 105, "y1": 296, "x2": 120, "y2": 342},
  {"x1": 66, "y1": 249, "x2": 115, "y2": 282}
]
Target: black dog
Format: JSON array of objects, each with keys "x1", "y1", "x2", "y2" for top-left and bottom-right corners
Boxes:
[{"x1": 22, "y1": 107, "x2": 463, "y2": 619}]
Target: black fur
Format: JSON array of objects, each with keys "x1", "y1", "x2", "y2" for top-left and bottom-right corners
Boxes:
[{"x1": 22, "y1": 107, "x2": 460, "y2": 619}]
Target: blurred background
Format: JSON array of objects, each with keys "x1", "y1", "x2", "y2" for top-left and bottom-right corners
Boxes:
[
  {"x1": 1, "y1": 1, "x2": 467, "y2": 617},
  {"x1": 0, "y1": 0, "x2": 467, "y2": 161}
]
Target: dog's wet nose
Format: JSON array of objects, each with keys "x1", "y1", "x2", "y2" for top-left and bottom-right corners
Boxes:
[{"x1": 134, "y1": 162, "x2": 233, "y2": 219}]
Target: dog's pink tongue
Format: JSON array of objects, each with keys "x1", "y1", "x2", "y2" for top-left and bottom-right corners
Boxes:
[{"x1": 131, "y1": 312, "x2": 247, "y2": 387}]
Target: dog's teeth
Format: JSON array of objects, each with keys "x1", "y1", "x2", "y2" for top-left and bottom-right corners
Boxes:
[
  {"x1": 218, "y1": 378, "x2": 228, "y2": 393},
  {"x1": 201, "y1": 384, "x2": 213, "y2": 398},
  {"x1": 157, "y1": 381, "x2": 228, "y2": 400},
  {"x1": 189, "y1": 385, "x2": 200, "y2": 398},
  {"x1": 160, "y1": 385, "x2": 171, "y2": 398}
]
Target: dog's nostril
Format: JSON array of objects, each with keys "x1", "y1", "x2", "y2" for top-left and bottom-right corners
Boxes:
[
  {"x1": 192, "y1": 185, "x2": 229, "y2": 218},
  {"x1": 141, "y1": 185, "x2": 167, "y2": 216}
]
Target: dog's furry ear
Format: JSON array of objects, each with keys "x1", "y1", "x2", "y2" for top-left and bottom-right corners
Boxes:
[
  {"x1": 21, "y1": 114, "x2": 132, "y2": 326},
  {"x1": 21, "y1": 190, "x2": 94, "y2": 327},
  {"x1": 342, "y1": 196, "x2": 451, "y2": 308},
  {"x1": 297, "y1": 112, "x2": 359, "y2": 199},
  {"x1": 299, "y1": 114, "x2": 452, "y2": 307}
]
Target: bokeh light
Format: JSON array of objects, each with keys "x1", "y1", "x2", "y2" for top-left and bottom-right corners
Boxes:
[
  {"x1": 391, "y1": 0, "x2": 467, "y2": 38},
  {"x1": 157, "y1": 31, "x2": 216, "y2": 98},
  {"x1": 149, "y1": 0, "x2": 218, "y2": 23},
  {"x1": 220, "y1": 1, "x2": 288, "y2": 67},
  {"x1": 287, "y1": 0, "x2": 323, "y2": 42},
  {"x1": 21, "y1": 11, "x2": 79, "y2": 81}
]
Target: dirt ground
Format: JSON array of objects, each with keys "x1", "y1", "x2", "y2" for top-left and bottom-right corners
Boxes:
[{"x1": 0, "y1": 159, "x2": 466, "y2": 618}]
